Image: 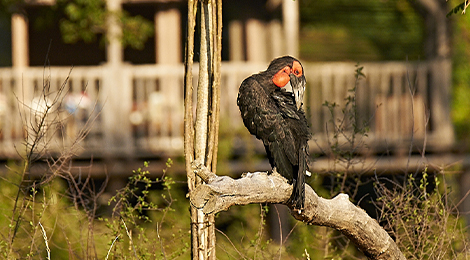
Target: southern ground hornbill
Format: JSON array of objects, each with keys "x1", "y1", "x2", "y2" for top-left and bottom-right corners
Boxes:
[{"x1": 237, "y1": 56, "x2": 311, "y2": 211}]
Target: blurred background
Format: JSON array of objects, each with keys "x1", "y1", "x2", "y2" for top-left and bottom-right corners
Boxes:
[{"x1": 0, "y1": 0, "x2": 469, "y2": 258}]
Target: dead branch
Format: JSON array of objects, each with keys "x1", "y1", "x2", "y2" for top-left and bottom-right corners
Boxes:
[{"x1": 190, "y1": 163, "x2": 405, "y2": 260}]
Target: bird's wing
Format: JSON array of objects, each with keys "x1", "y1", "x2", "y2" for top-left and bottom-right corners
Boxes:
[
  {"x1": 271, "y1": 90, "x2": 300, "y2": 120},
  {"x1": 237, "y1": 77, "x2": 298, "y2": 180}
]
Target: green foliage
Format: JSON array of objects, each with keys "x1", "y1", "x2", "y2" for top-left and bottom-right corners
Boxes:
[
  {"x1": 0, "y1": 0, "x2": 153, "y2": 50},
  {"x1": 0, "y1": 159, "x2": 191, "y2": 259},
  {"x1": 0, "y1": 174, "x2": 101, "y2": 259},
  {"x1": 120, "y1": 14, "x2": 154, "y2": 50},
  {"x1": 320, "y1": 64, "x2": 369, "y2": 196},
  {"x1": 300, "y1": 0, "x2": 424, "y2": 61},
  {"x1": 104, "y1": 159, "x2": 190, "y2": 259},
  {"x1": 58, "y1": 0, "x2": 106, "y2": 44},
  {"x1": 450, "y1": 1, "x2": 470, "y2": 145},
  {"x1": 216, "y1": 204, "x2": 276, "y2": 259},
  {"x1": 57, "y1": 0, "x2": 153, "y2": 50},
  {"x1": 376, "y1": 170, "x2": 469, "y2": 259},
  {"x1": 0, "y1": 75, "x2": 188, "y2": 258}
]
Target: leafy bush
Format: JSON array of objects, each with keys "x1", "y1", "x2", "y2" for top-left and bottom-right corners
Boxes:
[{"x1": 376, "y1": 169, "x2": 469, "y2": 260}]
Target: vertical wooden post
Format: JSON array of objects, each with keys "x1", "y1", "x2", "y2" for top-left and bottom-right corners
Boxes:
[
  {"x1": 283, "y1": 0, "x2": 299, "y2": 57},
  {"x1": 155, "y1": 6, "x2": 181, "y2": 64},
  {"x1": 184, "y1": 0, "x2": 222, "y2": 259},
  {"x1": 11, "y1": 12, "x2": 32, "y2": 151},
  {"x1": 268, "y1": 20, "x2": 284, "y2": 60},
  {"x1": 184, "y1": 0, "x2": 197, "y2": 257},
  {"x1": 246, "y1": 19, "x2": 267, "y2": 62},
  {"x1": 429, "y1": 58, "x2": 453, "y2": 146},
  {"x1": 106, "y1": 0, "x2": 123, "y2": 66},
  {"x1": 102, "y1": 0, "x2": 132, "y2": 156},
  {"x1": 155, "y1": 5, "x2": 182, "y2": 146},
  {"x1": 229, "y1": 20, "x2": 243, "y2": 61},
  {"x1": 11, "y1": 12, "x2": 29, "y2": 123},
  {"x1": 11, "y1": 13, "x2": 29, "y2": 68},
  {"x1": 194, "y1": 3, "x2": 212, "y2": 259},
  {"x1": 415, "y1": 0, "x2": 454, "y2": 147}
]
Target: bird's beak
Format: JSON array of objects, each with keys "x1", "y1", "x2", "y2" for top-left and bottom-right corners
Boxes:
[{"x1": 290, "y1": 74, "x2": 306, "y2": 110}]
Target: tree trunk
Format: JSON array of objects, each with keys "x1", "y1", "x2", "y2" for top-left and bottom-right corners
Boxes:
[{"x1": 184, "y1": 0, "x2": 222, "y2": 259}]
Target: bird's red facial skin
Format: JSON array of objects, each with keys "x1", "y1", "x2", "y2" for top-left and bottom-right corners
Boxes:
[
  {"x1": 272, "y1": 66, "x2": 291, "y2": 87},
  {"x1": 272, "y1": 61, "x2": 303, "y2": 88}
]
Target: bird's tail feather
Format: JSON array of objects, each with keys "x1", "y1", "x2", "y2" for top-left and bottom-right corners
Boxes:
[
  {"x1": 269, "y1": 142, "x2": 294, "y2": 181},
  {"x1": 288, "y1": 146, "x2": 306, "y2": 210}
]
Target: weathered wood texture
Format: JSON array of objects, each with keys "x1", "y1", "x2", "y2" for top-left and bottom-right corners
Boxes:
[
  {"x1": 189, "y1": 163, "x2": 406, "y2": 260},
  {"x1": 184, "y1": 1, "x2": 222, "y2": 259}
]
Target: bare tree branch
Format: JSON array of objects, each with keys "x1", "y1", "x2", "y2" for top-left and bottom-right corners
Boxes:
[{"x1": 190, "y1": 163, "x2": 406, "y2": 260}]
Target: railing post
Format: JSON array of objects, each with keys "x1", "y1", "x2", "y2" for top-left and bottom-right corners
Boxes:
[
  {"x1": 155, "y1": 5, "x2": 182, "y2": 150},
  {"x1": 429, "y1": 58, "x2": 454, "y2": 147},
  {"x1": 101, "y1": 65, "x2": 133, "y2": 156},
  {"x1": 283, "y1": 0, "x2": 299, "y2": 57},
  {"x1": 102, "y1": 0, "x2": 133, "y2": 156},
  {"x1": 11, "y1": 13, "x2": 29, "y2": 69}
]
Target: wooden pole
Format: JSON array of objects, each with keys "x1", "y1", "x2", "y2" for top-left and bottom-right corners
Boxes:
[
  {"x1": 184, "y1": 1, "x2": 197, "y2": 258},
  {"x1": 184, "y1": 0, "x2": 221, "y2": 259}
]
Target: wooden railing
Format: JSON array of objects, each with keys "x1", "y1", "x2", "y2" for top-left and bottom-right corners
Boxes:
[
  {"x1": 305, "y1": 60, "x2": 454, "y2": 153},
  {"x1": 0, "y1": 60, "x2": 454, "y2": 159}
]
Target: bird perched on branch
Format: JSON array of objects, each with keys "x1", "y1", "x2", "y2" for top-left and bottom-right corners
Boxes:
[{"x1": 237, "y1": 56, "x2": 311, "y2": 211}]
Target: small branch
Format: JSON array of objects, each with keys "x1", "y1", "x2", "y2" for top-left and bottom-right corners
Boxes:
[
  {"x1": 190, "y1": 164, "x2": 405, "y2": 260},
  {"x1": 184, "y1": 0, "x2": 197, "y2": 187},
  {"x1": 38, "y1": 222, "x2": 50, "y2": 260},
  {"x1": 105, "y1": 235, "x2": 120, "y2": 260},
  {"x1": 191, "y1": 162, "x2": 218, "y2": 183}
]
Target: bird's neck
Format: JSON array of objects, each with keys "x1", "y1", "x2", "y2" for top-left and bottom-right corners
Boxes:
[{"x1": 256, "y1": 72, "x2": 278, "y2": 93}]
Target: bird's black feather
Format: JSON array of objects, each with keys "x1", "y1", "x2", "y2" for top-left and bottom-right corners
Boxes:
[{"x1": 237, "y1": 56, "x2": 311, "y2": 210}]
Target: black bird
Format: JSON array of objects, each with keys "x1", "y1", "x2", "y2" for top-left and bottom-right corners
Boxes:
[{"x1": 237, "y1": 56, "x2": 311, "y2": 211}]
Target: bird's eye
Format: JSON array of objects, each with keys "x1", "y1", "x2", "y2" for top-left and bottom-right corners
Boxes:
[{"x1": 292, "y1": 61, "x2": 303, "y2": 77}]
